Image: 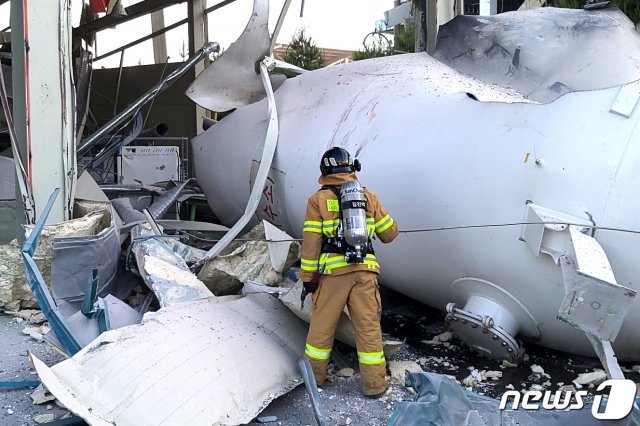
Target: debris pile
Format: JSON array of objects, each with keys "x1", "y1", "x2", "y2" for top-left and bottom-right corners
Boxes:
[
  {"x1": 198, "y1": 222, "x2": 300, "y2": 295},
  {"x1": 0, "y1": 209, "x2": 111, "y2": 311}
]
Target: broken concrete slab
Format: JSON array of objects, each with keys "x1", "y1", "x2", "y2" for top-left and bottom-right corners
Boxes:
[
  {"x1": 197, "y1": 222, "x2": 299, "y2": 296},
  {"x1": 22, "y1": 324, "x2": 51, "y2": 336},
  {"x1": 31, "y1": 293, "x2": 308, "y2": 426},
  {"x1": 0, "y1": 241, "x2": 38, "y2": 311}
]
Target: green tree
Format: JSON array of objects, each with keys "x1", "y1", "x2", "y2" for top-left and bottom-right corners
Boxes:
[
  {"x1": 284, "y1": 29, "x2": 325, "y2": 70},
  {"x1": 394, "y1": 18, "x2": 415, "y2": 53}
]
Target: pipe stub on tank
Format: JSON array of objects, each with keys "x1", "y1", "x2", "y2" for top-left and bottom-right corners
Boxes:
[
  {"x1": 446, "y1": 297, "x2": 523, "y2": 363},
  {"x1": 445, "y1": 277, "x2": 541, "y2": 363}
]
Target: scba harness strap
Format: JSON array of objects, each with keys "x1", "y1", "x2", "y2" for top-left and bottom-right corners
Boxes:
[{"x1": 319, "y1": 185, "x2": 375, "y2": 262}]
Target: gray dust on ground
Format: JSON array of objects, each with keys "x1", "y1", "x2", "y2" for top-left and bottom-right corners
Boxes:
[{"x1": 0, "y1": 313, "x2": 70, "y2": 426}]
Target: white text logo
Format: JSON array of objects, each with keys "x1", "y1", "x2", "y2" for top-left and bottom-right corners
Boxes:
[{"x1": 499, "y1": 379, "x2": 636, "y2": 420}]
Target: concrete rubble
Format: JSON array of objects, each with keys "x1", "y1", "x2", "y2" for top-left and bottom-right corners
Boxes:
[
  {"x1": 573, "y1": 369, "x2": 607, "y2": 387},
  {"x1": 5, "y1": 309, "x2": 46, "y2": 323},
  {"x1": 197, "y1": 222, "x2": 300, "y2": 295},
  {"x1": 388, "y1": 361, "x2": 423, "y2": 386},
  {"x1": 31, "y1": 384, "x2": 56, "y2": 405}
]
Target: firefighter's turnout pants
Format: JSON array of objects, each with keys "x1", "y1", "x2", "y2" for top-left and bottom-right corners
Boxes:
[{"x1": 305, "y1": 270, "x2": 386, "y2": 396}]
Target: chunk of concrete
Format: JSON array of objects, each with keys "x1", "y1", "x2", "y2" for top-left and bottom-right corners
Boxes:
[
  {"x1": 31, "y1": 384, "x2": 56, "y2": 405},
  {"x1": 197, "y1": 223, "x2": 299, "y2": 296},
  {"x1": 33, "y1": 414, "x2": 56, "y2": 424},
  {"x1": 388, "y1": 361, "x2": 423, "y2": 386},
  {"x1": 573, "y1": 370, "x2": 607, "y2": 386},
  {"x1": 338, "y1": 368, "x2": 355, "y2": 378}
]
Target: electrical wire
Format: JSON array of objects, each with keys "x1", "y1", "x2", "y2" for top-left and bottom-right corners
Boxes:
[{"x1": 158, "y1": 220, "x2": 640, "y2": 245}]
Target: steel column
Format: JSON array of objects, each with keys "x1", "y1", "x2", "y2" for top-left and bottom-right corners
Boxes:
[{"x1": 11, "y1": 0, "x2": 75, "y2": 227}]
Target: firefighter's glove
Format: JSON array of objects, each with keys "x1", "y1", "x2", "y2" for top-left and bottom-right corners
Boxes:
[{"x1": 303, "y1": 281, "x2": 318, "y2": 294}]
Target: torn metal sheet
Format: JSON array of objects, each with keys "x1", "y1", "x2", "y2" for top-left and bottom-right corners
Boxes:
[
  {"x1": 32, "y1": 294, "x2": 307, "y2": 426},
  {"x1": 264, "y1": 220, "x2": 296, "y2": 272},
  {"x1": 434, "y1": 7, "x2": 640, "y2": 103},
  {"x1": 192, "y1": 57, "x2": 282, "y2": 269},
  {"x1": 1, "y1": 198, "x2": 117, "y2": 311},
  {"x1": 185, "y1": 0, "x2": 273, "y2": 111},
  {"x1": 111, "y1": 197, "x2": 147, "y2": 227},
  {"x1": 21, "y1": 189, "x2": 139, "y2": 355},
  {"x1": 130, "y1": 224, "x2": 213, "y2": 306},
  {"x1": 50, "y1": 207, "x2": 121, "y2": 312}
]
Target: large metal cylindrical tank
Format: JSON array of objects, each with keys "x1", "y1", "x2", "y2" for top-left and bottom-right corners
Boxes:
[{"x1": 192, "y1": 53, "x2": 640, "y2": 360}]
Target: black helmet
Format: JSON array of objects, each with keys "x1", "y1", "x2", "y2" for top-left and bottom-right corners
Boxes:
[{"x1": 320, "y1": 147, "x2": 362, "y2": 176}]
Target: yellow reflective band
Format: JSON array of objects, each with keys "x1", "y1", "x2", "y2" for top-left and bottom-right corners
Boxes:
[
  {"x1": 367, "y1": 224, "x2": 375, "y2": 237},
  {"x1": 300, "y1": 258, "x2": 318, "y2": 272},
  {"x1": 305, "y1": 343, "x2": 331, "y2": 360},
  {"x1": 358, "y1": 351, "x2": 385, "y2": 365},
  {"x1": 303, "y1": 220, "x2": 323, "y2": 234},
  {"x1": 327, "y1": 199, "x2": 339, "y2": 212},
  {"x1": 322, "y1": 219, "x2": 340, "y2": 237},
  {"x1": 375, "y1": 215, "x2": 394, "y2": 233},
  {"x1": 320, "y1": 254, "x2": 379, "y2": 274}
]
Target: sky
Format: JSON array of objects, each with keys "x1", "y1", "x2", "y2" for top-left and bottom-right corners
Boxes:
[
  {"x1": 0, "y1": 1, "x2": 394, "y2": 68},
  {"x1": 82, "y1": 0, "x2": 394, "y2": 68}
]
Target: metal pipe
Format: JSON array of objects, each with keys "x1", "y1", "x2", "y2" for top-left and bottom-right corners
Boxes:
[
  {"x1": 77, "y1": 42, "x2": 219, "y2": 157},
  {"x1": 93, "y1": 0, "x2": 236, "y2": 63},
  {"x1": 143, "y1": 208, "x2": 162, "y2": 236},
  {"x1": 113, "y1": 50, "x2": 125, "y2": 116},
  {"x1": 94, "y1": 18, "x2": 186, "y2": 63}
]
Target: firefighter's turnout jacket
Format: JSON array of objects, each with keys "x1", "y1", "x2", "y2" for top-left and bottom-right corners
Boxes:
[
  {"x1": 301, "y1": 172, "x2": 399, "y2": 396},
  {"x1": 300, "y1": 172, "x2": 398, "y2": 281}
]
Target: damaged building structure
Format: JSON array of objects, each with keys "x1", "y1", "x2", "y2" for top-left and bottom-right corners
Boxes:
[{"x1": 2, "y1": 0, "x2": 640, "y2": 425}]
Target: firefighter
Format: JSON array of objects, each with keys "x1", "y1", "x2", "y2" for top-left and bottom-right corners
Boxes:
[{"x1": 300, "y1": 147, "x2": 399, "y2": 397}]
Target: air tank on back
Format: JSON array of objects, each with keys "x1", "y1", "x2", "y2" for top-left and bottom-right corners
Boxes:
[
  {"x1": 190, "y1": 7, "x2": 640, "y2": 361},
  {"x1": 341, "y1": 180, "x2": 369, "y2": 263}
]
